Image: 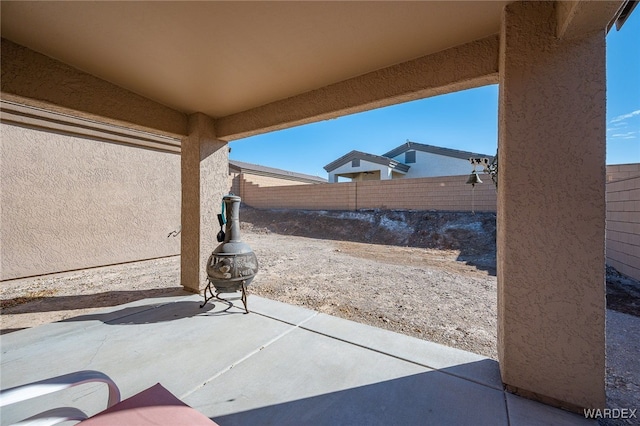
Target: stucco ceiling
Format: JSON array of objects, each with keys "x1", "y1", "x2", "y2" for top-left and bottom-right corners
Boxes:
[{"x1": 1, "y1": 1, "x2": 510, "y2": 119}]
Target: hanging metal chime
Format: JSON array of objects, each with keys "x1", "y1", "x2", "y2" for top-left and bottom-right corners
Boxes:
[
  {"x1": 466, "y1": 169, "x2": 483, "y2": 214},
  {"x1": 465, "y1": 171, "x2": 483, "y2": 187}
]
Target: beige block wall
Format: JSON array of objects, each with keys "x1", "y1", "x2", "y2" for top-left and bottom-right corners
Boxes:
[
  {"x1": 356, "y1": 175, "x2": 496, "y2": 211},
  {"x1": 243, "y1": 173, "x2": 318, "y2": 187},
  {"x1": 606, "y1": 163, "x2": 640, "y2": 183},
  {"x1": 606, "y1": 176, "x2": 640, "y2": 281},
  {"x1": 229, "y1": 171, "x2": 242, "y2": 196},
  {"x1": 1, "y1": 123, "x2": 181, "y2": 281},
  {"x1": 243, "y1": 180, "x2": 357, "y2": 211},
  {"x1": 239, "y1": 174, "x2": 496, "y2": 212},
  {"x1": 232, "y1": 172, "x2": 321, "y2": 200}
]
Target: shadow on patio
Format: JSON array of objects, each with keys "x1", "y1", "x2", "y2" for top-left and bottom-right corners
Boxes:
[
  {"x1": 60, "y1": 299, "x2": 247, "y2": 326},
  {"x1": 2, "y1": 288, "x2": 184, "y2": 315}
]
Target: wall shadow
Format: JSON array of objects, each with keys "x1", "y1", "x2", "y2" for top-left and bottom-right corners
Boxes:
[
  {"x1": 209, "y1": 360, "x2": 512, "y2": 425},
  {"x1": 2, "y1": 288, "x2": 186, "y2": 315},
  {"x1": 0, "y1": 328, "x2": 27, "y2": 335}
]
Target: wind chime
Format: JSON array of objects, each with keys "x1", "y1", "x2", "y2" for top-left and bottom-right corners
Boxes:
[
  {"x1": 466, "y1": 162, "x2": 483, "y2": 213},
  {"x1": 466, "y1": 154, "x2": 498, "y2": 213}
]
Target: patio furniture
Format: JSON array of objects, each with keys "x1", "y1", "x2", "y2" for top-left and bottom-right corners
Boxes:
[{"x1": 0, "y1": 370, "x2": 217, "y2": 425}]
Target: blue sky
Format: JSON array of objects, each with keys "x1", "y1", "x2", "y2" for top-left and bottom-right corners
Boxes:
[{"x1": 231, "y1": 12, "x2": 640, "y2": 179}]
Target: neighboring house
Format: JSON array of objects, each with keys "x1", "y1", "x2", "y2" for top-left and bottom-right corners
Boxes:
[
  {"x1": 324, "y1": 141, "x2": 493, "y2": 182},
  {"x1": 322, "y1": 150, "x2": 410, "y2": 183},
  {"x1": 229, "y1": 159, "x2": 326, "y2": 197}
]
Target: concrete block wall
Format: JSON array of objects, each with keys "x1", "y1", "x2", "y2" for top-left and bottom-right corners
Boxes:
[
  {"x1": 356, "y1": 174, "x2": 496, "y2": 211},
  {"x1": 230, "y1": 172, "x2": 320, "y2": 199},
  {"x1": 238, "y1": 165, "x2": 634, "y2": 215},
  {"x1": 606, "y1": 175, "x2": 640, "y2": 281},
  {"x1": 229, "y1": 171, "x2": 242, "y2": 196},
  {"x1": 606, "y1": 163, "x2": 640, "y2": 183},
  {"x1": 242, "y1": 180, "x2": 356, "y2": 210},
  {"x1": 243, "y1": 173, "x2": 318, "y2": 187},
  {"x1": 239, "y1": 173, "x2": 496, "y2": 212}
]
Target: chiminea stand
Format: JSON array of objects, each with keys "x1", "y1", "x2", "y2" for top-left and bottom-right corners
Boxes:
[{"x1": 200, "y1": 280, "x2": 249, "y2": 313}]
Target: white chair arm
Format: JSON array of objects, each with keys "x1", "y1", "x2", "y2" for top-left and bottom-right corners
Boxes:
[
  {"x1": 0, "y1": 370, "x2": 121, "y2": 409},
  {"x1": 12, "y1": 407, "x2": 88, "y2": 426}
]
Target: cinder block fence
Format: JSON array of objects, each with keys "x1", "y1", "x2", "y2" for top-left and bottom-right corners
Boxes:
[
  {"x1": 239, "y1": 174, "x2": 497, "y2": 212},
  {"x1": 606, "y1": 175, "x2": 640, "y2": 281}
]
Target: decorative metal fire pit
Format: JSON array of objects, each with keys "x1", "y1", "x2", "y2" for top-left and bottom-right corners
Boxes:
[{"x1": 201, "y1": 194, "x2": 258, "y2": 313}]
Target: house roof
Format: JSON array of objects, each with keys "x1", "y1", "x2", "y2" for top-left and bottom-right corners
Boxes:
[
  {"x1": 323, "y1": 150, "x2": 411, "y2": 173},
  {"x1": 383, "y1": 141, "x2": 494, "y2": 161},
  {"x1": 230, "y1": 160, "x2": 326, "y2": 184}
]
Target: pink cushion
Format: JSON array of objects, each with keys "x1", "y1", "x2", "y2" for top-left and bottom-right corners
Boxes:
[{"x1": 79, "y1": 383, "x2": 217, "y2": 425}]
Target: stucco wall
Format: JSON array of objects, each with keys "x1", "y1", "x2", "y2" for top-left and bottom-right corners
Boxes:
[
  {"x1": 497, "y1": 1, "x2": 606, "y2": 409},
  {"x1": 241, "y1": 174, "x2": 496, "y2": 212},
  {"x1": 606, "y1": 176, "x2": 640, "y2": 281},
  {"x1": 1, "y1": 123, "x2": 181, "y2": 281},
  {"x1": 179, "y1": 113, "x2": 229, "y2": 292}
]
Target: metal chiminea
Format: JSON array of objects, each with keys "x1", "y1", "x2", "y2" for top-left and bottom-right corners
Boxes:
[{"x1": 201, "y1": 194, "x2": 258, "y2": 313}]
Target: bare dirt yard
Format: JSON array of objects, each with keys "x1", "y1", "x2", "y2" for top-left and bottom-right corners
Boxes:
[
  {"x1": 2, "y1": 206, "x2": 639, "y2": 422},
  {"x1": 240, "y1": 207, "x2": 498, "y2": 358}
]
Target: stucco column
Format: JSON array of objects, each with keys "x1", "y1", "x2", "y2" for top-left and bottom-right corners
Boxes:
[
  {"x1": 181, "y1": 113, "x2": 229, "y2": 293},
  {"x1": 497, "y1": 1, "x2": 606, "y2": 410}
]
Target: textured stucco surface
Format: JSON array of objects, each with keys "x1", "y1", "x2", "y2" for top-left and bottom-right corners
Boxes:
[
  {"x1": 0, "y1": 123, "x2": 181, "y2": 281},
  {"x1": 497, "y1": 1, "x2": 606, "y2": 409},
  {"x1": 215, "y1": 36, "x2": 499, "y2": 140},
  {"x1": 556, "y1": 0, "x2": 624, "y2": 40},
  {"x1": 1, "y1": 38, "x2": 187, "y2": 137},
  {"x1": 180, "y1": 113, "x2": 229, "y2": 293}
]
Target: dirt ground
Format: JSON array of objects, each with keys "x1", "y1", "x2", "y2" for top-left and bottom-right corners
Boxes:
[
  {"x1": 2, "y1": 206, "x2": 639, "y2": 421},
  {"x1": 240, "y1": 207, "x2": 498, "y2": 358}
]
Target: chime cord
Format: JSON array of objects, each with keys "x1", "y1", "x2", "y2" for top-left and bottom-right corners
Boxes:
[{"x1": 471, "y1": 186, "x2": 475, "y2": 214}]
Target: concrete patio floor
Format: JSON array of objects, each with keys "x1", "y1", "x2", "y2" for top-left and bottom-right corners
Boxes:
[{"x1": 1, "y1": 291, "x2": 595, "y2": 425}]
